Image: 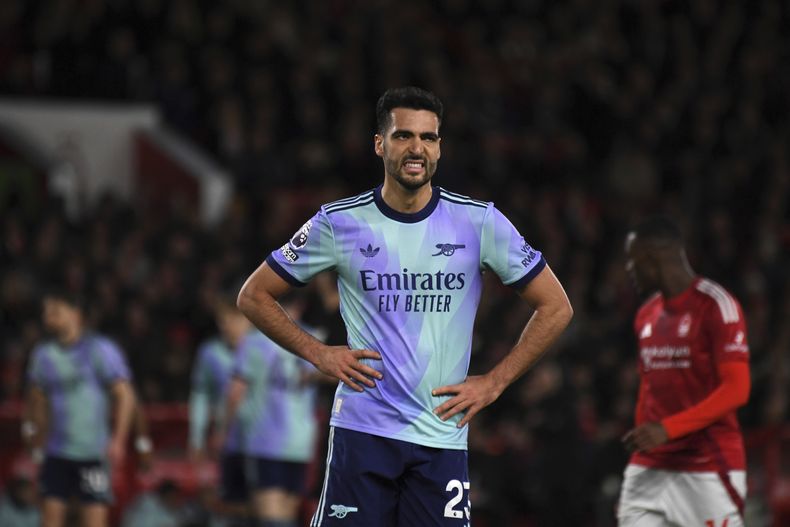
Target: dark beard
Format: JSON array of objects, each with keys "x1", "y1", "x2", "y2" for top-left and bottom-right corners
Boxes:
[{"x1": 384, "y1": 157, "x2": 435, "y2": 190}]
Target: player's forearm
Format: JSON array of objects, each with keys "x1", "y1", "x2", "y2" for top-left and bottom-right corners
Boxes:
[
  {"x1": 111, "y1": 381, "x2": 135, "y2": 442},
  {"x1": 661, "y1": 362, "x2": 750, "y2": 439},
  {"x1": 487, "y1": 299, "x2": 573, "y2": 392},
  {"x1": 189, "y1": 391, "x2": 211, "y2": 449},
  {"x1": 237, "y1": 281, "x2": 325, "y2": 366},
  {"x1": 23, "y1": 387, "x2": 47, "y2": 447}
]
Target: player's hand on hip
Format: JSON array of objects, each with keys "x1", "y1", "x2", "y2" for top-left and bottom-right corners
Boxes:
[
  {"x1": 315, "y1": 346, "x2": 383, "y2": 392},
  {"x1": 432, "y1": 375, "x2": 502, "y2": 428},
  {"x1": 622, "y1": 422, "x2": 668, "y2": 452}
]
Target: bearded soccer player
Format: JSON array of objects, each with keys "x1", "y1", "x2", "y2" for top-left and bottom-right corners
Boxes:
[
  {"x1": 618, "y1": 217, "x2": 751, "y2": 527},
  {"x1": 237, "y1": 86, "x2": 573, "y2": 526},
  {"x1": 24, "y1": 289, "x2": 135, "y2": 527}
]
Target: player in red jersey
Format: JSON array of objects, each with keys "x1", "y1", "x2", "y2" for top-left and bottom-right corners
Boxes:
[{"x1": 617, "y1": 217, "x2": 751, "y2": 527}]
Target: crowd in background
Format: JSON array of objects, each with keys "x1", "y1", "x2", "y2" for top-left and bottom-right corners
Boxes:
[{"x1": 1, "y1": 0, "x2": 789, "y2": 525}]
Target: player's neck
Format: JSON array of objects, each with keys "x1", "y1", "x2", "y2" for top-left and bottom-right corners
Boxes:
[
  {"x1": 381, "y1": 178, "x2": 432, "y2": 213},
  {"x1": 57, "y1": 326, "x2": 83, "y2": 347},
  {"x1": 661, "y1": 270, "x2": 696, "y2": 299}
]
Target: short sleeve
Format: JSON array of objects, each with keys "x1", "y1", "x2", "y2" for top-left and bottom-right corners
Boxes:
[
  {"x1": 480, "y1": 205, "x2": 546, "y2": 289},
  {"x1": 706, "y1": 297, "x2": 750, "y2": 365},
  {"x1": 266, "y1": 209, "x2": 337, "y2": 287},
  {"x1": 95, "y1": 339, "x2": 132, "y2": 384}
]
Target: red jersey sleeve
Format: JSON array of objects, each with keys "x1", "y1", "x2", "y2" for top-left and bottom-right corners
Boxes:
[
  {"x1": 706, "y1": 288, "x2": 750, "y2": 365},
  {"x1": 661, "y1": 286, "x2": 751, "y2": 439},
  {"x1": 661, "y1": 361, "x2": 750, "y2": 439}
]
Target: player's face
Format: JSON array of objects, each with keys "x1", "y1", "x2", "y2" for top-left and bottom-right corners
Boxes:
[
  {"x1": 374, "y1": 108, "x2": 441, "y2": 191},
  {"x1": 216, "y1": 307, "x2": 251, "y2": 348},
  {"x1": 625, "y1": 232, "x2": 658, "y2": 294},
  {"x1": 42, "y1": 298, "x2": 81, "y2": 337}
]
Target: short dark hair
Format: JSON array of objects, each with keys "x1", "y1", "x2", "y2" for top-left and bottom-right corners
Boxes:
[
  {"x1": 43, "y1": 285, "x2": 87, "y2": 312},
  {"x1": 376, "y1": 87, "x2": 443, "y2": 134},
  {"x1": 633, "y1": 216, "x2": 683, "y2": 245}
]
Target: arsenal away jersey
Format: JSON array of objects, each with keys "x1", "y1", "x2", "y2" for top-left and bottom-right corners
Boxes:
[
  {"x1": 631, "y1": 277, "x2": 749, "y2": 471},
  {"x1": 267, "y1": 185, "x2": 546, "y2": 450}
]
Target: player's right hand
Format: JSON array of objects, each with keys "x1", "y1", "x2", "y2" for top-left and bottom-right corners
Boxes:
[{"x1": 314, "y1": 346, "x2": 383, "y2": 392}]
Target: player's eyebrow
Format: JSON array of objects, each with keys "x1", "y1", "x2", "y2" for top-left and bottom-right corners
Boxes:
[{"x1": 391, "y1": 129, "x2": 440, "y2": 140}]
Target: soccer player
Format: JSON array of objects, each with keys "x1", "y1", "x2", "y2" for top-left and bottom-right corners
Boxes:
[
  {"x1": 618, "y1": 217, "x2": 751, "y2": 527},
  {"x1": 188, "y1": 297, "x2": 251, "y2": 522},
  {"x1": 237, "y1": 86, "x2": 573, "y2": 526},
  {"x1": 225, "y1": 294, "x2": 325, "y2": 527},
  {"x1": 23, "y1": 288, "x2": 135, "y2": 527}
]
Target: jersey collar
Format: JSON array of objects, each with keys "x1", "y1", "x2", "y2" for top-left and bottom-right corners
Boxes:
[
  {"x1": 373, "y1": 184, "x2": 440, "y2": 223},
  {"x1": 662, "y1": 277, "x2": 700, "y2": 313}
]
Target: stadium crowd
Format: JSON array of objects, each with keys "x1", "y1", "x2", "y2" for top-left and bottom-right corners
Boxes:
[{"x1": 1, "y1": 0, "x2": 789, "y2": 525}]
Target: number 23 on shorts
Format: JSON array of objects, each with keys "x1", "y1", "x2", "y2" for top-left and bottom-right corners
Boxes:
[{"x1": 444, "y1": 479, "x2": 471, "y2": 524}]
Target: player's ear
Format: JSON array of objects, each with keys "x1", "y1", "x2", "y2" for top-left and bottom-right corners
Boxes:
[{"x1": 374, "y1": 134, "x2": 384, "y2": 157}]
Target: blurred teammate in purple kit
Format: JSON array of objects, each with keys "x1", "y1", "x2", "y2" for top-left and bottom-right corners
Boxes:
[
  {"x1": 23, "y1": 288, "x2": 135, "y2": 527},
  {"x1": 225, "y1": 294, "x2": 325, "y2": 527},
  {"x1": 237, "y1": 87, "x2": 573, "y2": 526},
  {"x1": 189, "y1": 297, "x2": 252, "y2": 524}
]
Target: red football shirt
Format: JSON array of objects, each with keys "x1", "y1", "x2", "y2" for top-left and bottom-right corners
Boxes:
[{"x1": 631, "y1": 277, "x2": 750, "y2": 471}]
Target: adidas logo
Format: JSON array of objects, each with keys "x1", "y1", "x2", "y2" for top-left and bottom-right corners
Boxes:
[{"x1": 360, "y1": 244, "x2": 380, "y2": 258}]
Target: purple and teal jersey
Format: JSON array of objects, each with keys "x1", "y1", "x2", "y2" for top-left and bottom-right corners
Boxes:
[
  {"x1": 230, "y1": 328, "x2": 321, "y2": 462},
  {"x1": 189, "y1": 339, "x2": 240, "y2": 453},
  {"x1": 266, "y1": 185, "x2": 546, "y2": 450},
  {"x1": 27, "y1": 334, "x2": 131, "y2": 460}
]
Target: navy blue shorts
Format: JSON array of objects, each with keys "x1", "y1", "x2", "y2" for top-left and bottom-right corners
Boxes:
[
  {"x1": 247, "y1": 456, "x2": 309, "y2": 494},
  {"x1": 310, "y1": 427, "x2": 471, "y2": 527},
  {"x1": 220, "y1": 452, "x2": 249, "y2": 503},
  {"x1": 39, "y1": 456, "x2": 112, "y2": 504}
]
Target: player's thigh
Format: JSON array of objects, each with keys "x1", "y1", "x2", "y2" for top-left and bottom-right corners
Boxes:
[
  {"x1": 664, "y1": 471, "x2": 745, "y2": 527},
  {"x1": 310, "y1": 427, "x2": 402, "y2": 527},
  {"x1": 41, "y1": 497, "x2": 68, "y2": 527},
  {"x1": 398, "y1": 447, "x2": 470, "y2": 527},
  {"x1": 251, "y1": 488, "x2": 301, "y2": 520},
  {"x1": 617, "y1": 465, "x2": 672, "y2": 526},
  {"x1": 79, "y1": 502, "x2": 108, "y2": 527}
]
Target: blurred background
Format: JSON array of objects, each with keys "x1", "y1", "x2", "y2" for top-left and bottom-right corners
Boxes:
[{"x1": 0, "y1": 0, "x2": 788, "y2": 525}]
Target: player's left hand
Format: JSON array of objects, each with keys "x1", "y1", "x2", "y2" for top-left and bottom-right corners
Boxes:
[
  {"x1": 432, "y1": 375, "x2": 503, "y2": 428},
  {"x1": 622, "y1": 422, "x2": 669, "y2": 452}
]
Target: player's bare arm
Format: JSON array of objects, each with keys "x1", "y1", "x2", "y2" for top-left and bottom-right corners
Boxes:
[
  {"x1": 432, "y1": 265, "x2": 573, "y2": 427},
  {"x1": 237, "y1": 261, "x2": 383, "y2": 392},
  {"x1": 108, "y1": 380, "x2": 135, "y2": 466},
  {"x1": 22, "y1": 385, "x2": 47, "y2": 453}
]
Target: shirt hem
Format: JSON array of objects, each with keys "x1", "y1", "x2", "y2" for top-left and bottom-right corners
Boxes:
[{"x1": 330, "y1": 419, "x2": 468, "y2": 451}]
